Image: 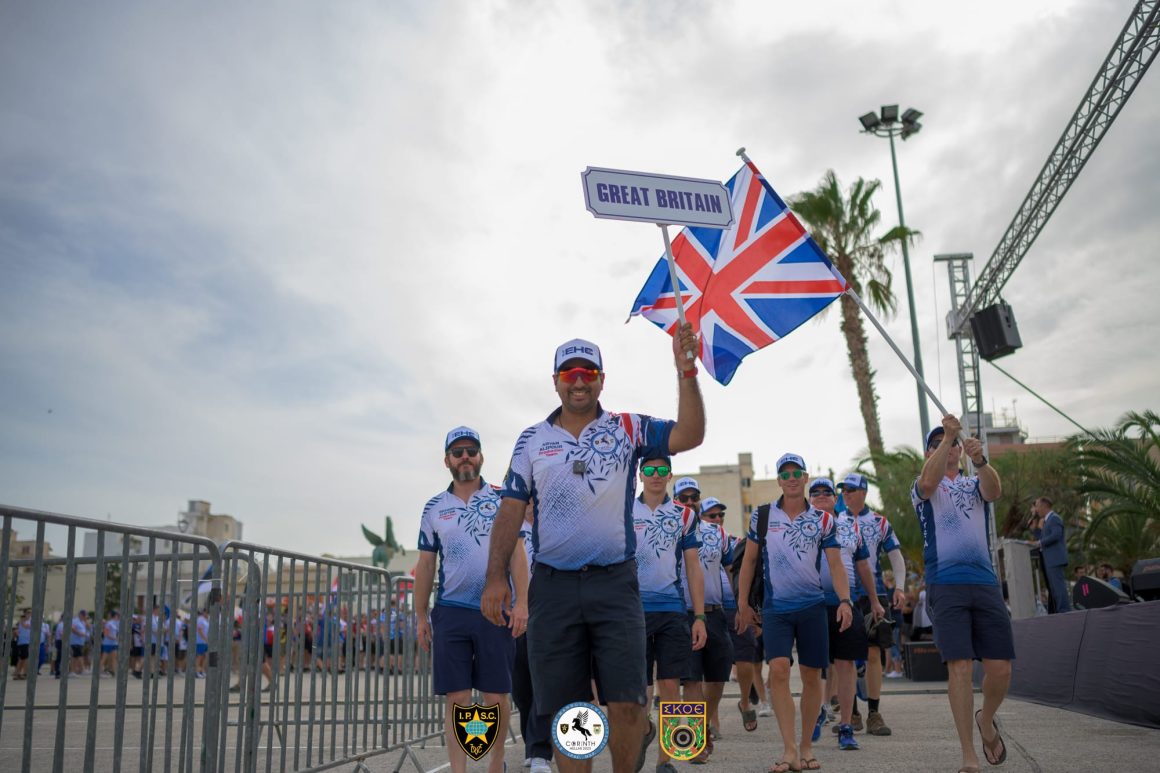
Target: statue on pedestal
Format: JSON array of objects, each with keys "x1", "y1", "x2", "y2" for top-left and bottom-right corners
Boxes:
[{"x1": 361, "y1": 516, "x2": 406, "y2": 569}]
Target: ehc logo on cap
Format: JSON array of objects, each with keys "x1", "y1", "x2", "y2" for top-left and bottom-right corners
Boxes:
[{"x1": 554, "y1": 339, "x2": 603, "y2": 371}]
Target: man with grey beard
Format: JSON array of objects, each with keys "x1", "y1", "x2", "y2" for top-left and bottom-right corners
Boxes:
[{"x1": 414, "y1": 426, "x2": 529, "y2": 773}]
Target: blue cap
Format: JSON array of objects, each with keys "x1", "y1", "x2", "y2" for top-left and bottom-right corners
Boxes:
[
  {"x1": 554, "y1": 338, "x2": 603, "y2": 371},
  {"x1": 925, "y1": 426, "x2": 945, "y2": 449},
  {"x1": 674, "y1": 477, "x2": 700, "y2": 495},
  {"x1": 444, "y1": 426, "x2": 481, "y2": 451},
  {"x1": 808, "y1": 477, "x2": 835, "y2": 494},
  {"x1": 700, "y1": 497, "x2": 726, "y2": 513},
  {"x1": 839, "y1": 473, "x2": 869, "y2": 491},
  {"x1": 776, "y1": 453, "x2": 806, "y2": 472}
]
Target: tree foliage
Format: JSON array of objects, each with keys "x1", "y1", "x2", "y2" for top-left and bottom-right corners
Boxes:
[
  {"x1": 1069, "y1": 409, "x2": 1160, "y2": 573},
  {"x1": 988, "y1": 446, "x2": 1084, "y2": 540},
  {"x1": 853, "y1": 446, "x2": 925, "y2": 570},
  {"x1": 790, "y1": 171, "x2": 916, "y2": 459}
]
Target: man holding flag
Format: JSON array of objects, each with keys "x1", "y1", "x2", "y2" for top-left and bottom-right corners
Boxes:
[{"x1": 481, "y1": 328, "x2": 704, "y2": 773}]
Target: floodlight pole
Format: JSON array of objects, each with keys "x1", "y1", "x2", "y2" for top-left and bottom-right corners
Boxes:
[
  {"x1": 861, "y1": 108, "x2": 931, "y2": 441},
  {"x1": 886, "y1": 129, "x2": 930, "y2": 438}
]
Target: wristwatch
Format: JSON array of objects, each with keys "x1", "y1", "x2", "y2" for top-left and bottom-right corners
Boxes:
[
  {"x1": 839, "y1": 598, "x2": 854, "y2": 608},
  {"x1": 974, "y1": 455, "x2": 989, "y2": 467}
]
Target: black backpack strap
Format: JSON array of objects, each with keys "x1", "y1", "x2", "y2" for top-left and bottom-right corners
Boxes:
[{"x1": 755, "y1": 503, "x2": 771, "y2": 544}]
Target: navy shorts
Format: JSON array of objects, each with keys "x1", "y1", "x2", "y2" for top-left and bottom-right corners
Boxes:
[
  {"x1": 645, "y1": 611, "x2": 691, "y2": 683},
  {"x1": 826, "y1": 604, "x2": 868, "y2": 662},
  {"x1": 527, "y1": 560, "x2": 647, "y2": 718},
  {"x1": 101, "y1": 643, "x2": 117, "y2": 653},
  {"x1": 927, "y1": 584, "x2": 1016, "y2": 662},
  {"x1": 687, "y1": 609, "x2": 734, "y2": 682},
  {"x1": 763, "y1": 603, "x2": 829, "y2": 669},
  {"x1": 725, "y1": 609, "x2": 762, "y2": 664},
  {"x1": 430, "y1": 604, "x2": 515, "y2": 695}
]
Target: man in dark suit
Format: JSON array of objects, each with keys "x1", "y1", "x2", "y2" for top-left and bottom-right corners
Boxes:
[{"x1": 1031, "y1": 497, "x2": 1070, "y2": 613}]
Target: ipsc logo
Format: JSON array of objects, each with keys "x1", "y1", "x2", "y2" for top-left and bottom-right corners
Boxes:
[
  {"x1": 453, "y1": 703, "x2": 499, "y2": 761},
  {"x1": 552, "y1": 701, "x2": 609, "y2": 759},
  {"x1": 659, "y1": 701, "x2": 706, "y2": 761}
]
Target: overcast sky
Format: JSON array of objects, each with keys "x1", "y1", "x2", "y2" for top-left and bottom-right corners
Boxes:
[{"x1": 2, "y1": 1, "x2": 1157, "y2": 558}]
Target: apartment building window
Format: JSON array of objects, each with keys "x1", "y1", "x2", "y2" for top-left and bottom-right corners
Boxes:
[{"x1": 742, "y1": 477, "x2": 752, "y2": 488}]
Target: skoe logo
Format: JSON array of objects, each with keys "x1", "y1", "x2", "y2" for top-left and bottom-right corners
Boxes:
[
  {"x1": 659, "y1": 701, "x2": 706, "y2": 761},
  {"x1": 452, "y1": 703, "x2": 500, "y2": 761},
  {"x1": 552, "y1": 702, "x2": 609, "y2": 760}
]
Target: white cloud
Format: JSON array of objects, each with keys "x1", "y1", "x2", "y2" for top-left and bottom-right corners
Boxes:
[{"x1": 1, "y1": 0, "x2": 1157, "y2": 556}]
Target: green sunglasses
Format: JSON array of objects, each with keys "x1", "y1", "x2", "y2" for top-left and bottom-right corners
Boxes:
[
  {"x1": 778, "y1": 469, "x2": 807, "y2": 480},
  {"x1": 641, "y1": 465, "x2": 671, "y2": 477}
]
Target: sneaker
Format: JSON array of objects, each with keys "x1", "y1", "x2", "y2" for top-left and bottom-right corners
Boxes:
[
  {"x1": 634, "y1": 718, "x2": 656, "y2": 773},
  {"x1": 885, "y1": 670, "x2": 904, "y2": 678},
  {"x1": 528, "y1": 758, "x2": 551, "y2": 773},
  {"x1": 838, "y1": 723, "x2": 860, "y2": 750},
  {"x1": 756, "y1": 701, "x2": 773, "y2": 718},
  {"x1": 195, "y1": 672, "x2": 206, "y2": 679},
  {"x1": 865, "y1": 711, "x2": 892, "y2": 736},
  {"x1": 811, "y1": 705, "x2": 826, "y2": 742},
  {"x1": 851, "y1": 713, "x2": 863, "y2": 732},
  {"x1": 523, "y1": 759, "x2": 532, "y2": 769}
]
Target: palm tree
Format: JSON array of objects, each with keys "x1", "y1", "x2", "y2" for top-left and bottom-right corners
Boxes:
[
  {"x1": 1070, "y1": 409, "x2": 1160, "y2": 536},
  {"x1": 1076, "y1": 510, "x2": 1160, "y2": 578},
  {"x1": 853, "y1": 446, "x2": 925, "y2": 570},
  {"x1": 790, "y1": 171, "x2": 916, "y2": 458}
]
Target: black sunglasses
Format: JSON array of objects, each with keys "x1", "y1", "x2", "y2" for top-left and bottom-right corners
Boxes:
[
  {"x1": 676, "y1": 493, "x2": 700, "y2": 503},
  {"x1": 449, "y1": 447, "x2": 480, "y2": 459}
]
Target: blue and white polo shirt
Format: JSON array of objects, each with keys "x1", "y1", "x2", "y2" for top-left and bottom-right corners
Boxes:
[
  {"x1": 683, "y1": 521, "x2": 736, "y2": 609},
  {"x1": 502, "y1": 406, "x2": 674, "y2": 571},
  {"x1": 418, "y1": 479, "x2": 504, "y2": 609},
  {"x1": 749, "y1": 498, "x2": 840, "y2": 614},
  {"x1": 634, "y1": 496, "x2": 701, "y2": 612},
  {"x1": 721, "y1": 534, "x2": 744, "y2": 611},
  {"x1": 852, "y1": 507, "x2": 902, "y2": 597},
  {"x1": 911, "y1": 474, "x2": 996, "y2": 586},
  {"x1": 818, "y1": 513, "x2": 870, "y2": 605}
]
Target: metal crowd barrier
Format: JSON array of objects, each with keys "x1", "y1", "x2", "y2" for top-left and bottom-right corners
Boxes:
[
  {"x1": 1, "y1": 504, "x2": 227, "y2": 773},
  {"x1": 0, "y1": 506, "x2": 452, "y2": 773}
]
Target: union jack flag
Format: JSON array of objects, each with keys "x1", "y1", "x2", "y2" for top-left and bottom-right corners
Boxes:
[{"x1": 628, "y1": 159, "x2": 847, "y2": 385}]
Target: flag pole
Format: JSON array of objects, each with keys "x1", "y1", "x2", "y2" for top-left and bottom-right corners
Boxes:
[
  {"x1": 659, "y1": 222, "x2": 695, "y2": 361},
  {"x1": 845, "y1": 287, "x2": 968, "y2": 441}
]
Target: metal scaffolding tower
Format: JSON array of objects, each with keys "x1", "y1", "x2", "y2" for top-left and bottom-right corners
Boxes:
[{"x1": 945, "y1": 0, "x2": 1160, "y2": 409}]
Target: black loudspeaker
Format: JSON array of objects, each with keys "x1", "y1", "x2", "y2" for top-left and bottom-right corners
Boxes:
[
  {"x1": 969, "y1": 301, "x2": 1022, "y2": 361},
  {"x1": 1072, "y1": 576, "x2": 1131, "y2": 610},
  {"x1": 904, "y1": 641, "x2": 948, "y2": 681},
  {"x1": 1131, "y1": 558, "x2": 1160, "y2": 600}
]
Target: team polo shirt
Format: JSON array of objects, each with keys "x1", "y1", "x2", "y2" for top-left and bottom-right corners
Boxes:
[
  {"x1": 103, "y1": 619, "x2": 119, "y2": 645},
  {"x1": 818, "y1": 513, "x2": 870, "y2": 605},
  {"x1": 418, "y1": 478, "x2": 503, "y2": 609},
  {"x1": 69, "y1": 617, "x2": 88, "y2": 647},
  {"x1": 520, "y1": 520, "x2": 535, "y2": 572},
  {"x1": 683, "y1": 521, "x2": 736, "y2": 609},
  {"x1": 722, "y1": 535, "x2": 742, "y2": 611},
  {"x1": 634, "y1": 496, "x2": 701, "y2": 612},
  {"x1": 502, "y1": 406, "x2": 674, "y2": 571},
  {"x1": 911, "y1": 474, "x2": 996, "y2": 585},
  {"x1": 17, "y1": 619, "x2": 31, "y2": 645},
  {"x1": 749, "y1": 498, "x2": 840, "y2": 614},
  {"x1": 853, "y1": 508, "x2": 902, "y2": 596}
]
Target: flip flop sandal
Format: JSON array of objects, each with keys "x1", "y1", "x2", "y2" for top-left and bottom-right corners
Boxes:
[
  {"x1": 801, "y1": 758, "x2": 822, "y2": 771},
  {"x1": 975, "y1": 710, "x2": 1007, "y2": 765},
  {"x1": 768, "y1": 761, "x2": 801, "y2": 773},
  {"x1": 738, "y1": 700, "x2": 758, "y2": 732}
]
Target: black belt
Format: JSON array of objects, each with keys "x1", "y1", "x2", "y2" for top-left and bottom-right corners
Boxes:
[
  {"x1": 703, "y1": 605, "x2": 722, "y2": 613},
  {"x1": 540, "y1": 559, "x2": 633, "y2": 575}
]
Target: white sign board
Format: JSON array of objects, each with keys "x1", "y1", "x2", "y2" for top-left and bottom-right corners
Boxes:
[{"x1": 581, "y1": 167, "x2": 734, "y2": 229}]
